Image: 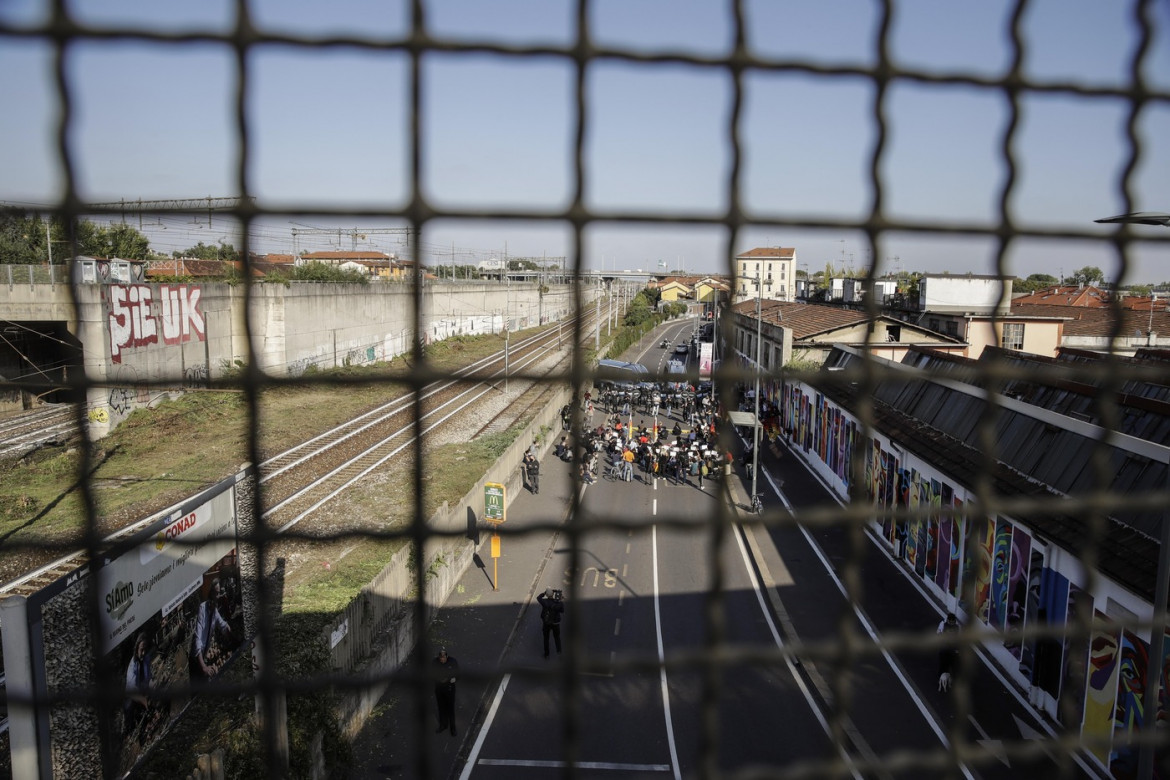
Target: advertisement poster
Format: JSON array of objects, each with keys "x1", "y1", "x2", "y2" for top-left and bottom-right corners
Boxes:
[{"x1": 97, "y1": 481, "x2": 246, "y2": 776}]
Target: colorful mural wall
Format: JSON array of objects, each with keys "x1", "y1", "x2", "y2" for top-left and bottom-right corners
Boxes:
[{"x1": 779, "y1": 380, "x2": 1165, "y2": 777}]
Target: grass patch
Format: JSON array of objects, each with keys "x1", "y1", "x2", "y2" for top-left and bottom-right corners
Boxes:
[{"x1": 281, "y1": 538, "x2": 406, "y2": 616}]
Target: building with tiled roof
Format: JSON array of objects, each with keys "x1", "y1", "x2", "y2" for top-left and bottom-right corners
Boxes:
[
  {"x1": 779, "y1": 341, "x2": 1170, "y2": 736},
  {"x1": 299, "y1": 251, "x2": 395, "y2": 267},
  {"x1": 1012, "y1": 284, "x2": 1166, "y2": 312},
  {"x1": 145, "y1": 258, "x2": 238, "y2": 279},
  {"x1": 659, "y1": 280, "x2": 693, "y2": 301},
  {"x1": 1006, "y1": 303, "x2": 1170, "y2": 353},
  {"x1": 1012, "y1": 285, "x2": 1111, "y2": 307},
  {"x1": 733, "y1": 247, "x2": 796, "y2": 304},
  {"x1": 730, "y1": 299, "x2": 964, "y2": 368}
]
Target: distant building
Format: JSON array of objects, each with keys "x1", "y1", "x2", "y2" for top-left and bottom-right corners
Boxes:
[
  {"x1": 733, "y1": 247, "x2": 796, "y2": 303},
  {"x1": 478, "y1": 257, "x2": 506, "y2": 271},
  {"x1": 299, "y1": 250, "x2": 396, "y2": 268}
]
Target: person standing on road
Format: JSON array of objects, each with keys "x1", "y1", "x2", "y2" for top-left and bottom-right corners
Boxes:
[
  {"x1": 432, "y1": 647, "x2": 459, "y2": 736},
  {"x1": 537, "y1": 587, "x2": 565, "y2": 658},
  {"x1": 525, "y1": 452, "x2": 541, "y2": 494}
]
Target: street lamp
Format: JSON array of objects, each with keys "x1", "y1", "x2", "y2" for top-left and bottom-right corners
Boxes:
[
  {"x1": 1094, "y1": 212, "x2": 1170, "y2": 226},
  {"x1": 744, "y1": 273, "x2": 768, "y2": 508},
  {"x1": 1097, "y1": 210, "x2": 1168, "y2": 780}
]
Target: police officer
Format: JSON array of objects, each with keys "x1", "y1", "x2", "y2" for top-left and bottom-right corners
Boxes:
[
  {"x1": 432, "y1": 647, "x2": 459, "y2": 736},
  {"x1": 537, "y1": 587, "x2": 564, "y2": 658}
]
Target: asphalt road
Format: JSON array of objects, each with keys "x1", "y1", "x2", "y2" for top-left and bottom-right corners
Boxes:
[
  {"x1": 456, "y1": 330, "x2": 1104, "y2": 779},
  {"x1": 348, "y1": 320, "x2": 1106, "y2": 779}
]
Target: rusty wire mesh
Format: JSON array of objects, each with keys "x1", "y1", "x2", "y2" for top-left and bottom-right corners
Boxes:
[{"x1": 3, "y1": 0, "x2": 1170, "y2": 778}]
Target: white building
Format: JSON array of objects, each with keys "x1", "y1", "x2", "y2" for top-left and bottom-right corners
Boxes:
[
  {"x1": 917, "y1": 274, "x2": 1012, "y2": 315},
  {"x1": 478, "y1": 257, "x2": 506, "y2": 271},
  {"x1": 733, "y1": 247, "x2": 796, "y2": 303}
]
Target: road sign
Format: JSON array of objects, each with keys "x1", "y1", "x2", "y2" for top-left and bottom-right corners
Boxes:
[{"x1": 484, "y1": 482, "x2": 506, "y2": 523}]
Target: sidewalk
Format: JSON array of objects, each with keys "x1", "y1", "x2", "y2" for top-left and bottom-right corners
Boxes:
[{"x1": 346, "y1": 439, "x2": 579, "y2": 779}]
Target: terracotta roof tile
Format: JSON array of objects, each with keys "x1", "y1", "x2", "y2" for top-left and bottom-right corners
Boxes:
[{"x1": 735, "y1": 247, "x2": 796, "y2": 259}]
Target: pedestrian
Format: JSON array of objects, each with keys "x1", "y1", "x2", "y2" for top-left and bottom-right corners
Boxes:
[
  {"x1": 621, "y1": 447, "x2": 635, "y2": 481},
  {"x1": 580, "y1": 461, "x2": 595, "y2": 485},
  {"x1": 560, "y1": 404, "x2": 571, "y2": 431},
  {"x1": 432, "y1": 647, "x2": 459, "y2": 736},
  {"x1": 537, "y1": 587, "x2": 565, "y2": 658},
  {"x1": 937, "y1": 613, "x2": 960, "y2": 690},
  {"x1": 698, "y1": 457, "x2": 708, "y2": 490},
  {"x1": 525, "y1": 452, "x2": 541, "y2": 494}
]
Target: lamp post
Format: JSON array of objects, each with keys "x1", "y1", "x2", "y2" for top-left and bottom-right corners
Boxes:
[
  {"x1": 1096, "y1": 210, "x2": 1168, "y2": 780},
  {"x1": 745, "y1": 273, "x2": 768, "y2": 507}
]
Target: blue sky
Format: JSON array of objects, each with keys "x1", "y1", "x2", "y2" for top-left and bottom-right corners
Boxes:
[{"x1": 1, "y1": 0, "x2": 1169, "y2": 283}]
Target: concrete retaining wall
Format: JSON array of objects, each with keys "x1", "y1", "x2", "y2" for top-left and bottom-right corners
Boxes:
[
  {"x1": 2, "y1": 280, "x2": 587, "y2": 436},
  {"x1": 326, "y1": 385, "x2": 572, "y2": 738}
]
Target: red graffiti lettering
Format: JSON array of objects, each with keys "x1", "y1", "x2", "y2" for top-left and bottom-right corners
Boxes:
[
  {"x1": 165, "y1": 512, "x2": 198, "y2": 541},
  {"x1": 107, "y1": 284, "x2": 205, "y2": 363}
]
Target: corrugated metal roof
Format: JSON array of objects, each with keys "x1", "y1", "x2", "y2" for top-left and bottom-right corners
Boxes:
[{"x1": 816, "y1": 345, "x2": 1167, "y2": 603}]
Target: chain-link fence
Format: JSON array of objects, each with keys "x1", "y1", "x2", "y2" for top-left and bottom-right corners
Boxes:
[{"x1": 2, "y1": 1, "x2": 1170, "y2": 778}]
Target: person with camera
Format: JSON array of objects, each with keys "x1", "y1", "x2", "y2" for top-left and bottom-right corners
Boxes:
[{"x1": 537, "y1": 587, "x2": 565, "y2": 658}]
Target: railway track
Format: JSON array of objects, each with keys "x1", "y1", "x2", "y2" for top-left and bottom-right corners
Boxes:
[
  {"x1": 260, "y1": 316, "x2": 589, "y2": 534},
  {"x1": 0, "y1": 311, "x2": 601, "y2": 695},
  {"x1": 1, "y1": 313, "x2": 596, "y2": 585},
  {"x1": 0, "y1": 404, "x2": 80, "y2": 460}
]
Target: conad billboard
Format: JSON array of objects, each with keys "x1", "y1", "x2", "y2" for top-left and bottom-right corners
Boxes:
[{"x1": 0, "y1": 468, "x2": 251, "y2": 779}]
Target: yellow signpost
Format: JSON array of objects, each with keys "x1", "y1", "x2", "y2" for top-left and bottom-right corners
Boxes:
[{"x1": 484, "y1": 483, "x2": 506, "y2": 589}]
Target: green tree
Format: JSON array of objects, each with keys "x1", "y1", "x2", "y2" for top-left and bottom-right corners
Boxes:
[
  {"x1": 98, "y1": 222, "x2": 152, "y2": 260},
  {"x1": 176, "y1": 241, "x2": 239, "y2": 262},
  {"x1": 623, "y1": 292, "x2": 653, "y2": 326},
  {"x1": 1012, "y1": 273, "x2": 1059, "y2": 294},
  {"x1": 1069, "y1": 266, "x2": 1104, "y2": 286},
  {"x1": 283, "y1": 261, "x2": 369, "y2": 284},
  {"x1": 0, "y1": 209, "x2": 153, "y2": 262},
  {"x1": 0, "y1": 208, "x2": 47, "y2": 264}
]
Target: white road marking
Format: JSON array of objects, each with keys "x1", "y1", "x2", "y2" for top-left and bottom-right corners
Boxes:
[
  {"x1": 477, "y1": 759, "x2": 671, "y2": 771},
  {"x1": 459, "y1": 673, "x2": 511, "y2": 780},
  {"x1": 652, "y1": 525, "x2": 683, "y2": 780},
  {"x1": 757, "y1": 466, "x2": 976, "y2": 779},
  {"x1": 764, "y1": 451, "x2": 1101, "y2": 779},
  {"x1": 614, "y1": 618, "x2": 622, "y2": 637},
  {"x1": 730, "y1": 521, "x2": 865, "y2": 780}
]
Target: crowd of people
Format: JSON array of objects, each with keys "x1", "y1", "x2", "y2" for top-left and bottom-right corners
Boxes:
[{"x1": 553, "y1": 382, "x2": 729, "y2": 490}]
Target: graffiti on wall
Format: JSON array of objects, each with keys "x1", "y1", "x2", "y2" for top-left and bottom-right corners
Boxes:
[
  {"x1": 779, "y1": 379, "x2": 1170, "y2": 772},
  {"x1": 106, "y1": 284, "x2": 206, "y2": 364}
]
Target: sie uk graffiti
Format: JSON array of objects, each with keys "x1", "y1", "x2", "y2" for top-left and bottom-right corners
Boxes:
[{"x1": 106, "y1": 285, "x2": 205, "y2": 364}]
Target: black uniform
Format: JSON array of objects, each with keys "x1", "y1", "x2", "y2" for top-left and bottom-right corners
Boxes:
[
  {"x1": 432, "y1": 649, "x2": 459, "y2": 735},
  {"x1": 537, "y1": 590, "x2": 564, "y2": 657},
  {"x1": 525, "y1": 454, "x2": 541, "y2": 494}
]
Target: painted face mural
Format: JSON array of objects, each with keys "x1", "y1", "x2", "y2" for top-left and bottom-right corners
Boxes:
[
  {"x1": 1083, "y1": 615, "x2": 1120, "y2": 767},
  {"x1": 974, "y1": 520, "x2": 995, "y2": 624},
  {"x1": 1116, "y1": 630, "x2": 1149, "y2": 729},
  {"x1": 989, "y1": 519, "x2": 1012, "y2": 629}
]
